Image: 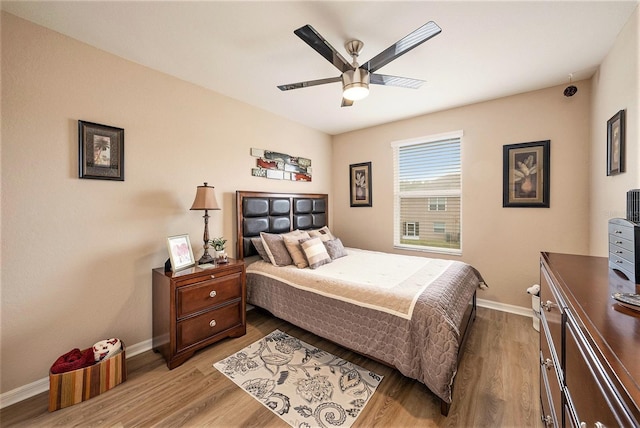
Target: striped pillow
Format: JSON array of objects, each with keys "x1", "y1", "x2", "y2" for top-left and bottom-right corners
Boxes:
[
  {"x1": 283, "y1": 231, "x2": 311, "y2": 268},
  {"x1": 301, "y1": 237, "x2": 332, "y2": 269}
]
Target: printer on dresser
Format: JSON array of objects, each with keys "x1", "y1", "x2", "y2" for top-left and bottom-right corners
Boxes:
[{"x1": 539, "y1": 252, "x2": 640, "y2": 427}]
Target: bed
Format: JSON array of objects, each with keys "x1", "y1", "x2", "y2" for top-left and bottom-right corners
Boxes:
[{"x1": 235, "y1": 191, "x2": 483, "y2": 416}]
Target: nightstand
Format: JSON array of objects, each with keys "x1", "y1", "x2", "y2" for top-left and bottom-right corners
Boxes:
[{"x1": 152, "y1": 259, "x2": 246, "y2": 369}]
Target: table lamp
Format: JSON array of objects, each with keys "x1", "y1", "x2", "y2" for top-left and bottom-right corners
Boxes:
[{"x1": 190, "y1": 182, "x2": 220, "y2": 264}]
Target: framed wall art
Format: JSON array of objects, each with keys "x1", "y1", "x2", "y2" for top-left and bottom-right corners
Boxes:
[
  {"x1": 78, "y1": 120, "x2": 124, "y2": 181},
  {"x1": 503, "y1": 140, "x2": 550, "y2": 208},
  {"x1": 166, "y1": 234, "x2": 195, "y2": 271},
  {"x1": 349, "y1": 162, "x2": 372, "y2": 207},
  {"x1": 607, "y1": 109, "x2": 625, "y2": 176}
]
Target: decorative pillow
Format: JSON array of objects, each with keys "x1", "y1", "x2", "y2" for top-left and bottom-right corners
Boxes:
[
  {"x1": 283, "y1": 231, "x2": 311, "y2": 268},
  {"x1": 301, "y1": 237, "x2": 332, "y2": 269},
  {"x1": 260, "y1": 232, "x2": 293, "y2": 266},
  {"x1": 251, "y1": 237, "x2": 271, "y2": 263},
  {"x1": 308, "y1": 226, "x2": 335, "y2": 242},
  {"x1": 324, "y1": 238, "x2": 348, "y2": 260}
]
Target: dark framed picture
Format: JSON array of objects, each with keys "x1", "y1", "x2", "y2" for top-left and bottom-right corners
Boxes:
[
  {"x1": 607, "y1": 110, "x2": 625, "y2": 176},
  {"x1": 166, "y1": 234, "x2": 195, "y2": 271},
  {"x1": 503, "y1": 140, "x2": 550, "y2": 208},
  {"x1": 78, "y1": 120, "x2": 124, "y2": 181},
  {"x1": 349, "y1": 162, "x2": 372, "y2": 207}
]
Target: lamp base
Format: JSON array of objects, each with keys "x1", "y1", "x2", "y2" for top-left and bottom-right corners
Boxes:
[{"x1": 198, "y1": 251, "x2": 215, "y2": 265}]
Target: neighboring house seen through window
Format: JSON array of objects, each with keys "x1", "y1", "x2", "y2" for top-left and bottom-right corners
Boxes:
[{"x1": 391, "y1": 130, "x2": 462, "y2": 255}]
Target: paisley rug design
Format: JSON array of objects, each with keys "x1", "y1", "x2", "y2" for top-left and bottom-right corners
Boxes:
[{"x1": 214, "y1": 330, "x2": 383, "y2": 428}]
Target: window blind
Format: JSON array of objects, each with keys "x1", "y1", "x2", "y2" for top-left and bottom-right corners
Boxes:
[{"x1": 391, "y1": 131, "x2": 462, "y2": 255}]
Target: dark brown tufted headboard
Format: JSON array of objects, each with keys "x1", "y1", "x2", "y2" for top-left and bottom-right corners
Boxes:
[{"x1": 235, "y1": 191, "x2": 329, "y2": 260}]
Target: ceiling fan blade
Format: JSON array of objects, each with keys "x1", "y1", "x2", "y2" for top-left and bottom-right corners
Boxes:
[
  {"x1": 370, "y1": 73, "x2": 425, "y2": 89},
  {"x1": 294, "y1": 25, "x2": 353, "y2": 73},
  {"x1": 341, "y1": 98, "x2": 354, "y2": 107},
  {"x1": 362, "y1": 21, "x2": 442, "y2": 73},
  {"x1": 278, "y1": 76, "x2": 342, "y2": 91}
]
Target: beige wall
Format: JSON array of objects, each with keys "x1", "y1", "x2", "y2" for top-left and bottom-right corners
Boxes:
[
  {"x1": 0, "y1": 12, "x2": 332, "y2": 393},
  {"x1": 332, "y1": 83, "x2": 592, "y2": 309},
  {"x1": 590, "y1": 5, "x2": 639, "y2": 255}
]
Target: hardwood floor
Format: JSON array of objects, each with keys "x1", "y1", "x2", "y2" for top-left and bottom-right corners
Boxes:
[{"x1": 1, "y1": 307, "x2": 542, "y2": 427}]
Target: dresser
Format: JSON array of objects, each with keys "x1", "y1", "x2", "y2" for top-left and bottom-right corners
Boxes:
[
  {"x1": 152, "y1": 259, "x2": 246, "y2": 369},
  {"x1": 539, "y1": 252, "x2": 640, "y2": 427},
  {"x1": 608, "y1": 218, "x2": 640, "y2": 283}
]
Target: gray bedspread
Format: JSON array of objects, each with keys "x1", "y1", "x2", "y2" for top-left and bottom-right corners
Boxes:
[{"x1": 246, "y1": 252, "x2": 483, "y2": 404}]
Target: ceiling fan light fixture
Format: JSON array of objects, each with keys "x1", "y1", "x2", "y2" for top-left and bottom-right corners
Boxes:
[{"x1": 342, "y1": 68, "x2": 370, "y2": 101}]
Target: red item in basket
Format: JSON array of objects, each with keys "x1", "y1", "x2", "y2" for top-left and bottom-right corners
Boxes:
[{"x1": 50, "y1": 348, "x2": 95, "y2": 374}]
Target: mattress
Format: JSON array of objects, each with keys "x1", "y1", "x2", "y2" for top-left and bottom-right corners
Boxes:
[{"x1": 245, "y1": 248, "x2": 484, "y2": 404}]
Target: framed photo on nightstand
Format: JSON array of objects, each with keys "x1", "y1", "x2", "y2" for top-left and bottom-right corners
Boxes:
[{"x1": 166, "y1": 234, "x2": 195, "y2": 271}]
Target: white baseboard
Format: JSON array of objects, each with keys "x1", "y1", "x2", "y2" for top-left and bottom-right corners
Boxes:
[
  {"x1": 0, "y1": 339, "x2": 153, "y2": 410},
  {"x1": 477, "y1": 298, "x2": 534, "y2": 318},
  {"x1": 1, "y1": 302, "x2": 532, "y2": 409}
]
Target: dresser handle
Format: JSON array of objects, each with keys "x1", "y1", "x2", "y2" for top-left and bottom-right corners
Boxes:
[
  {"x1": 614, "y1": 230, "x2": 623, "y2": 234},
  {"x1": 543, "y1": 358, "x2": 553, "y2": 370},
  {"x1": 209, "y1": 319, "x2": 217, "y2": 328},
  {"x1": 210, "y1": 275, "x2": 216, "y2": 279},
  {"x1": 595, "y1": 422, "x2": 606, "y2": 428},
  {"x1": 615, "y1": 241, "x2": 623, "y2": 244},
  {"x1": 541, "y1": 301, "x2": 556, "y2": 312},
  {"x1": 209, "y1": 290, "x2": 217, "y2": 298},
  {"x1": 615, "y1": 250, "x2": 623, "y2": 254},
  {"x1": 543, "y1": 415, "x2": 554, "y2": 427},
  {"x1": 579, "y1": 423, "x2": 586, "y2": 428},
  {"x1": 615, "y1": 260, "x2": 623, "y2": 264}
]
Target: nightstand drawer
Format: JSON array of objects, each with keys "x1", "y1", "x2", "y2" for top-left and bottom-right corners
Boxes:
[
  {"x1": 177, "y1": 272, "x2": 242, "y2": 318},
  {"x1": 176, "y1": 302, "x2": 243, "y2": 352}
]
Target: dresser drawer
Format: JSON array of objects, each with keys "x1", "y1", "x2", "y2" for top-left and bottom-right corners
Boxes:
[
  {"x1": 176, "y1": 302, "x2": 243, "y2": 353},
  {"x1": 608, "y1": 252, "x2": 635, "y2": 279},
  {"x1": 609, "y1": 240, "x2": 635, "y2": 261},
  {"x1": 565, "y1": 319, "x2": 632, "y2": 427},
  {"x1": 609, "y1": 233, "x2": 635, "y2": 253},
  {"x1": 177, "y1": 272, "x2": 242, "y2": 318},
  {"x1": 540, "y1": 265, "x2": 564, "y2": 370},
  {"x1": 608, "y1": 221, "x2": 635, "y2": 242}
]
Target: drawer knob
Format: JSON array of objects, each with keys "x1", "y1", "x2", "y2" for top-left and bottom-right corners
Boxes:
[
  {"x1": 209, "y1": 290, "x2": 217, "y2": 298},
  {"x1": 543, "y1": 358, "x2": 553, "y2": 370},
  {"x1": 615, "y1": 250, "x2": 623, "y2": 254},
  {"x1": 541, "y1": 301, "x2": 556, "y2": 312},
  {"x1": 615, "y1": 260, "x2": 623, "y2": 264},
  {"x1": 615, "y1": 241, "x2": 623, "y2": 244},
  {"x1": 594, "y1": 422, "x2": 606, "y2": 428},
  {"x1": 210, "y1": 275, "x2": 216, "y2": 279},
  {"x1": 209, "y1": 319, "x2": 217, "y2": 328},
  {"x1": 614, "y1": 230, "x2": 622, "y2": 234},
  {"x1": 543, "y1": 415, "x2": 554, "y2": 427}
]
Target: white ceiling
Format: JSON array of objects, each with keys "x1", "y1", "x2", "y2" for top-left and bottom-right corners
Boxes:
[{"x1": 2, "y1": 1, "x2": 638, "y2": 135}]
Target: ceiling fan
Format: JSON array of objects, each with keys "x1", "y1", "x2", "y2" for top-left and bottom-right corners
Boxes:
[{"x1": 277, "y1": 21, "x2": 442, "y2": 107}]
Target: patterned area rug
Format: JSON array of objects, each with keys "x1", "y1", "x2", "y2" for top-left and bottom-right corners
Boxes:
[{"x1": 214, "y1": 330, "x2": 383, "y2": 428}]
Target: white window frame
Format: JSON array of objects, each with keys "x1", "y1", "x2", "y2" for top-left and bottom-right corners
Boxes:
[
  {"x1": 433, "y1": 222, "x2": 446, "y2": 234},
  {"x1": 428, "y1": 197, "x2": 447, "y2": 211},
  {"x1": 391, "y1": 130, "x2": 463, "y2": 255},
  {"x1": 402, "y1": 221, "x2": 420, "y2": 240}
]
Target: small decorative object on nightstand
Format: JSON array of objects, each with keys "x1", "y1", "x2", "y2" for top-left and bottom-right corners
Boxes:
[
  {"x1": 152, "y1": 259, "x2": 246, "y2": 369},
  {"x1": 190, "y1": 182, "x2": 221, "y2": 265}
]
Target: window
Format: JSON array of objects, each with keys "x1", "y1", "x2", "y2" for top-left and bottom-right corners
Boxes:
[
  {"x1": 391, "y1": 131, "x2": 462, "y2": 255},
  {"x1": 402, "y1": 221, "x2": 420, "y2": 240},
  {"x1": 428, "y1": 197, "x2": 447, "y2": 211}
]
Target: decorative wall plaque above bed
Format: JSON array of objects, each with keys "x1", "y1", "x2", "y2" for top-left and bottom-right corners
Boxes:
[{"x1": 250, "y1": 148, "x2": 312, "y2": 182}]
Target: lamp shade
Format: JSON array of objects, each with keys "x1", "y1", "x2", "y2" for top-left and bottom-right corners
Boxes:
[
  {"x1": 342, "y1": 68, "x2": 370, "y2": 101},
  {"x1": 190, "y1": 182, "x2": 220, "y2": 210}
]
